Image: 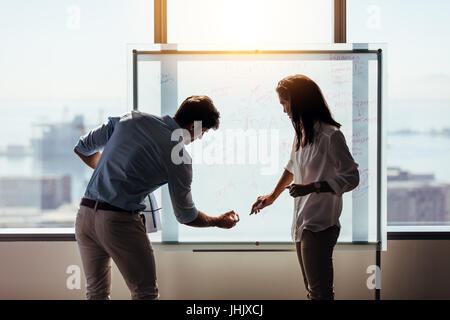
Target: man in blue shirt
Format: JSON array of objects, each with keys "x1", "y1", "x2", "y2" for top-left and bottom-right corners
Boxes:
[{"x1": 74, "y1": 95, "x2": 239, "y2": 300}]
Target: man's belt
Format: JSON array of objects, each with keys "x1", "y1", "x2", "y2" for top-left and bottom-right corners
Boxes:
[{"x1": 80, "y1": 197, "x2": 138, "y2": 214}]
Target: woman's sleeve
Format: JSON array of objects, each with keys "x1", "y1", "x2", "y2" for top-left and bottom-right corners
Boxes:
[
  {"x1": 326, "y1": 130, "x2": 360, "y2": 197},
  {"x1": 284, "y1": 138, "x2": 296, "y2": 174}
]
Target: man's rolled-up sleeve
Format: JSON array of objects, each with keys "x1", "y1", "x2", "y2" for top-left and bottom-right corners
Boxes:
[
  {"x1": 167, "y1": 163, "x2": 198, "y2": 224},
  {"x1": 326, "y1": 130, "x2": 360, "y2": 197},
  {"x1": 74, "y1": 116, "x2": 120, "y2": 156}
]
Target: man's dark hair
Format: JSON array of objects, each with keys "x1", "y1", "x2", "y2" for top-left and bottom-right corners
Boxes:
[{"x1": 174, "y1": 95, "x2": 220, "y2": 130}]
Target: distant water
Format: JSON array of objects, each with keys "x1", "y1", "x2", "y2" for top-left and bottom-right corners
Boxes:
[
  {"x1": 387, "y1": 99, "x2": 450, "y2": 132},
  {"x1": 387, "y1": 134, "x2": 450, "y2": 182},
  {"x1": 386, "y1": 99, "x2": 450, "y2": 182}
]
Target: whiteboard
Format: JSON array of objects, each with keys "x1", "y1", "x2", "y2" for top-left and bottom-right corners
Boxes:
[{"x1": 132, "y1": 44, "x2": 386, "y2": 247}]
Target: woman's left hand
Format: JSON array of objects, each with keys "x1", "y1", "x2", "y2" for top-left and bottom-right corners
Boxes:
[{"x1": 286, "y1": 184, "x2": 314, "y2": 197}]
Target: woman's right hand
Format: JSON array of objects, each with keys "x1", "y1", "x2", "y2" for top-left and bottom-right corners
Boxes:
[{"x1": 250, "y1": 194, "x2": 275, "y2": 215}]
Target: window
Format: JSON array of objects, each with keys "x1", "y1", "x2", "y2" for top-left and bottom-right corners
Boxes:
[
  {"x1": 1, "y1": 0, "x2": 399, "y2": 245},
  {"x1": 167, "y1": 0, "x2": 333, "y2": 46},
  {"x1": 0, "y1": 1, "x2": 155, "y2": 237},
  {"x1": 347, "y1": 0, "x2": 450, "y2": 230}
]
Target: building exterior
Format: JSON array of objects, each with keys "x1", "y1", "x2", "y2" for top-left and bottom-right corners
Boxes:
[
  {"x1": 0, "y1": 175, "x2": 71, "y2": 210},
  {"x1": 388, "y1": 167, "x2": 450, "y2": 225},
  {"x1": 31, "y1": 115, "x2": 86, "y2": 160}
]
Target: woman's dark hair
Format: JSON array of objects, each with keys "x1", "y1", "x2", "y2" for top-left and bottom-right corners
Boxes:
[
  {"x1": 174, "y1": 95, "x2": 220, "y2": 130},
  {"x1": 276, "y1": 74, "x2": 341, "y2": 151}
]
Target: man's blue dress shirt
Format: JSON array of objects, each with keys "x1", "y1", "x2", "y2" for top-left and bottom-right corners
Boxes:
[{"x1": 74, "y1": 111, "x2": 198, "y2": 224}]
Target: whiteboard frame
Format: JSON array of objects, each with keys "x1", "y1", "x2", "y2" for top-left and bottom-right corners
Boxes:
[{"x1": 131, "y1": 46, "x2": 385, "y2": 251}]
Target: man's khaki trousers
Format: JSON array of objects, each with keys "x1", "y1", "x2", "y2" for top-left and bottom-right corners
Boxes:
[{"x1": 75, "y1": 204, "x2": 159, "y2": 300}]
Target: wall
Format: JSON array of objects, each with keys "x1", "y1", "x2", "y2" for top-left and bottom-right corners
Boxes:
[
  {"x1": 0, "y1": 240, "x2": 448, "y2": 300},
  {"x1": 381, "y1": 240, "x2": 450, "y2": 299}
]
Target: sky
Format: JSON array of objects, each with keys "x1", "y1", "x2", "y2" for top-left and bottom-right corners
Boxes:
[
  {"x1": 347, "y1": 0, "x2": 450, "y2": 101},
  {"x1": 0, "y1": 0, "x2": 154, "y2": 100},
  {"x1": 0, "y1": 0, "x2": 449, "y2": 102}
]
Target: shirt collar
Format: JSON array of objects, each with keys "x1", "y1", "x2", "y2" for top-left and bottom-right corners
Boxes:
[{"x1": 162, "y1": 115, "x2": 181, "y2": 131}]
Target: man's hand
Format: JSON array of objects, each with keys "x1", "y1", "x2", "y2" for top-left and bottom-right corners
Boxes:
[
  {"x1": 215, "y1": 210, "x2": 240, "y2": 229},
  {"x1": 185, "y1": 210, "x2": 239, "y2": 228},
  {"x1": 286, "y1": 183, "x2": 314, "y2": 197}
]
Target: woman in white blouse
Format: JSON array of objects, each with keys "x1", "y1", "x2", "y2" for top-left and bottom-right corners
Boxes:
[{"x1": 251, "y1": 74, "x2": 360, "y2": 300}]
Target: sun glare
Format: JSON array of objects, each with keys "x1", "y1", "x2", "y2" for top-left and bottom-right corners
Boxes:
[{"x1": 169, "y1": 0, "x2": 332, "y2": 50}]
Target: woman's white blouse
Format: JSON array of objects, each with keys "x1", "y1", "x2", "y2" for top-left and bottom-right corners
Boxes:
[{"x1": 285, "y1": 122, "x2": 360, "y2": 242}]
